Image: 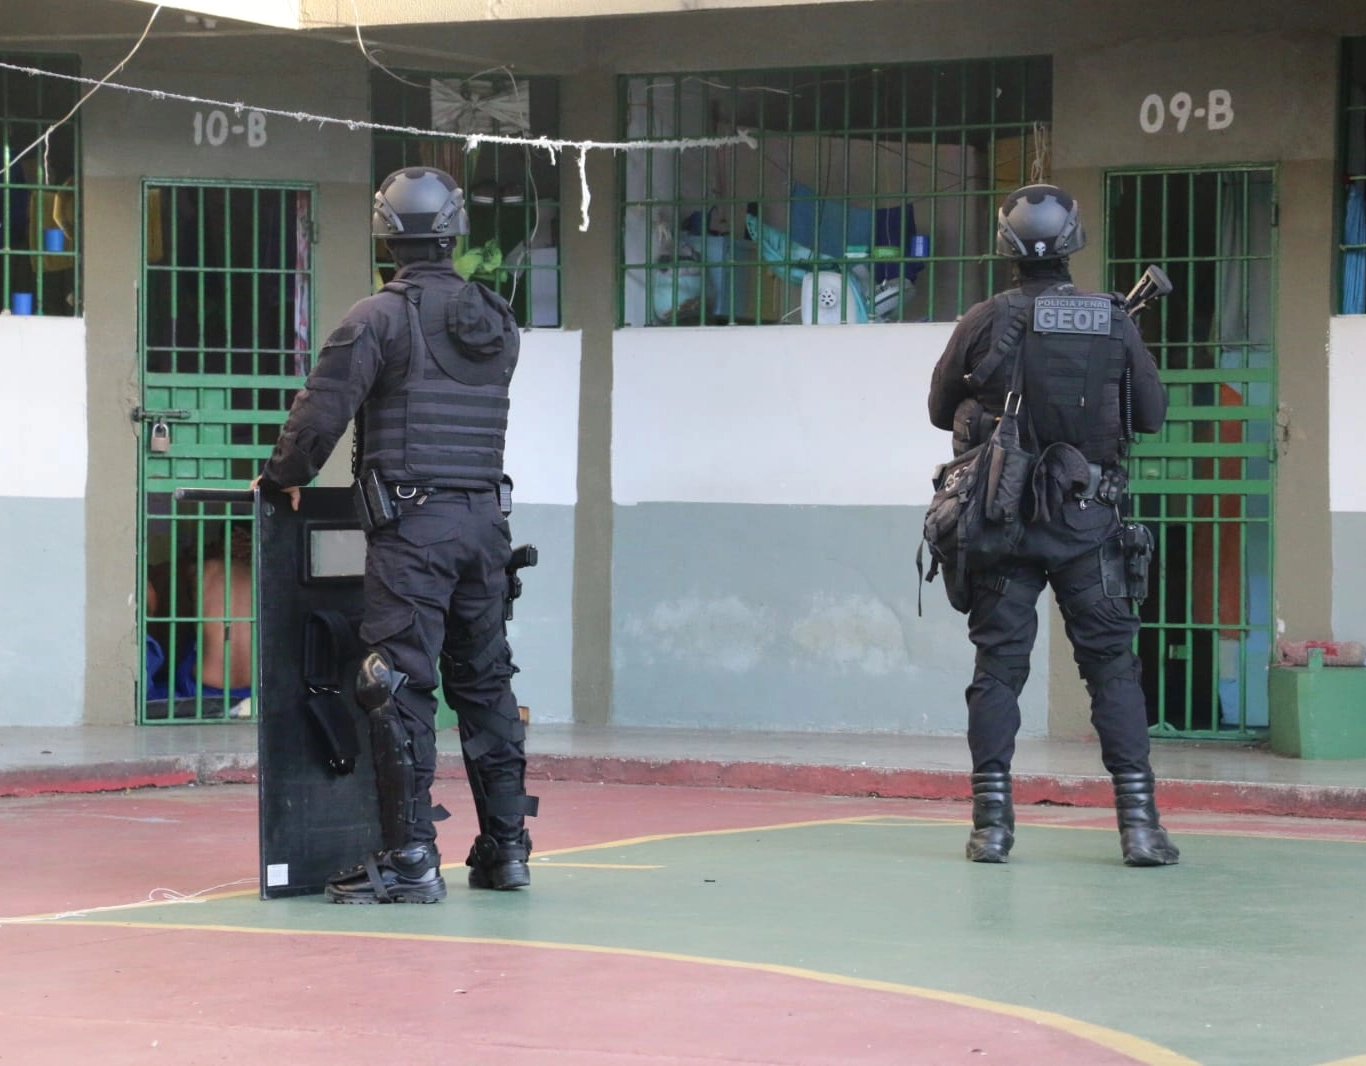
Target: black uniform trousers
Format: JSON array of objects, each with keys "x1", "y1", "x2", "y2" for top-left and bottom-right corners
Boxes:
[
  {"x1": 965, "y1": 495, "x2": 1152, "y2": 778},
  {"x1": 358, "y1": 487, "x2": 525, "y2": 846}
]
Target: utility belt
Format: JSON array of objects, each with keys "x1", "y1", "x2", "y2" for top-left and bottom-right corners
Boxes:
[
  {"x1": 352, "y1": 469, "x2": 511, "y2": 533},
  {"x1": 1073, "y1": 462, "x2": 1127, "y2": 508}
]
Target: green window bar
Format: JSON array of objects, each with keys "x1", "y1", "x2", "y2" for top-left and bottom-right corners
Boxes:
[
  {"x1": 1, "y1": 53, "x2": 80, "y2": 317},
  {"x1": 1339, "y1": 37, "x2": 1366, "y2": 315},
  {"x1": 617, "y1": 57, "x2": 1051, "y2": 327},
  {"x1": 1106, "y1": 166, "x2": 1277, "y2": 739},
  {"x1": 137, "y1": 181, "x2": 315, "y2": 723},
  {"x1": 370, "y1": 69, "x2": 562, "y2": 327}
]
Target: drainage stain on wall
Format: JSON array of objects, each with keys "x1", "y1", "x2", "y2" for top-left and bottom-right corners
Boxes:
[
  {"x1": 789, "y1": 595, "x2": 912, "y2": 676},
  {"x1": 624, "y1": 596, "x2": 778, "y2": 672},
  {"x1": 625, "y1": 594, "x2": 919, "y2": 677}
]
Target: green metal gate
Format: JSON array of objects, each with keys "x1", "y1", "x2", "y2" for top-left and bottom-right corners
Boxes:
[
  {"x1": 136, "y1": 181, "x2": 315, "y2": 723},
  {"x1": 1105, "y1": 167, "x2": 1276, "y2": 738}
]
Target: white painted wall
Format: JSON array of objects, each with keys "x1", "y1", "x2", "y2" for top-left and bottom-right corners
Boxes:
[
  {"x1": 1329, "y1": 315, "x2": 1366, "y2": 513},
  {"x1": 612, "y1": 323, "x2": 956, "y2": 505},
  {"x1": 0, "y1": 316, "x2": 88, "y2": 500},
  {"x1": 0, "y1": 314, "x2": 87, "y2": 726},
  {"x1": 502, "y1": 330, "x2": 580, "y2": 725},
  {"x1": 506, "y1": 330, "x2": 581, "y2": 506}
]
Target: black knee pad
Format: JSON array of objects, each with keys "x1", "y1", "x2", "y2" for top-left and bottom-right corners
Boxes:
[
  {"x1": 1078, "y1": 649, "x2": 1140, "y2": 693},
  {"x1": 975, "y1": 651, "x2": 1031, "y2": 695},
  {"x1": 440, "y1": 637, "x2": 508, "y2": 686}
]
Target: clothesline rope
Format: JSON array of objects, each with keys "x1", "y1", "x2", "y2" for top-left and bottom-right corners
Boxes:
[{"x1": 0, "y1": 58, "x2": 758, "y2": 231}]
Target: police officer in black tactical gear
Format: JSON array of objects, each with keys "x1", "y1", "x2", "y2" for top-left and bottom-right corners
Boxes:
[
  {"x1": 927, "y1": 183, "x2": 1179, "y2": 868},
  {"x1": 253, "y1": 166, "x2": 538, "y2": 903}
]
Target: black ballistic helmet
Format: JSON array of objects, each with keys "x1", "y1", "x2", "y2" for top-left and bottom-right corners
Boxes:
[
  {"x1": 372, "y1": 167, "x2": 470, "y2": 240},
  {"x1": 996, "y1": 183, "x2": 1086, "y2": 260}
]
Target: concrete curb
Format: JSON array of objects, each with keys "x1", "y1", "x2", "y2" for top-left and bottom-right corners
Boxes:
[
  {"x1": 0, "y1": 754, "x2": 257, "y2": 798},
  {"x1": 4, "y1": 749, "x2": 1365, "y2": 821},
  {"x1": 518, "y1": 754, "x2": 1366, "y2": 821}
]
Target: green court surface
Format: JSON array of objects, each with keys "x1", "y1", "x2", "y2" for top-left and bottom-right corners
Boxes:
[{"x1": 2, "y1": 785, "x2": 1365, "y2": 1065}]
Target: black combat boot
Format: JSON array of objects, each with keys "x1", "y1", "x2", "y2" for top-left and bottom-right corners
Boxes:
[
  {"x1": 467, "y1": 830, "x2": 532, "y2": 890},
  {"x1": 965, "y1": 772, "x2": 1015, "y2": 863},
  {"x1": 1113, "y1": 772, "x2": 1180, "y2": 867},
  {"x1": 324, "y1": 843, "x2": 447, "y2": 904}
]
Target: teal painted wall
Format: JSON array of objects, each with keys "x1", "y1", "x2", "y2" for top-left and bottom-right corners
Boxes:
[
  {"x1": 611, "y1": 503, "x2": 1051, "y2": 734},
  {"x1": 504, "y1": 503, "x2": 575, "y2": 725},
  {"x1": 0, "y1": 498, "x2": 86, "y2": 726}
]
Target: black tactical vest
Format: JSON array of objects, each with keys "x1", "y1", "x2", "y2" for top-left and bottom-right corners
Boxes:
[
  {"x1": 360, "y1": 276, "x2": 519, "y2": 489},
  {"x1": 985, "y1": 286, "x2": 1129, "y2": 464}
]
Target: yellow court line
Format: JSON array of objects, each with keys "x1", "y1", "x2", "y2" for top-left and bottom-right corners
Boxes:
[
  {"x1": 0, "y1": 887, "x2": 262, "y2": 925},
  {"x1": 39, "y1": 916, "x2": 1201, "y2": 1066},
  {"x1": 0, "y1": 863, "x2": 666, "y2": 924},
  {"x1": 1144, "y1": 827, "x2": 1366, "y2": 845},
  {"x1": 8, "y1": 811, "x2": 1357, "y2": 1066},
  {"x1": 1, "y1": 818, "x2": 878, "y2": 922},
  {"x1": 5, "y1": 810, "x2": 1361, "y2": 925},
  {"x1": 535, "y1": 814, "x2": 893, "y2": 858},
  {"x1": 0, "y1": 861, "x2": 664, "y2": 923},
  {"x1": 540, "y1": 813, "x2": 1366, "y2": 856},
  {"x1": 850, "y1": 815, "x2": 1366, "y2": 845}
]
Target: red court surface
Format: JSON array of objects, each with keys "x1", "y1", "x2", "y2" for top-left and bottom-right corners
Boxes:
[{"x1": 3, "y1": 781, "x2": 1365, "y2": 1066}]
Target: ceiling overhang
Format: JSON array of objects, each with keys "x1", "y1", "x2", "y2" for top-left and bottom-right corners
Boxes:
[{"x1": 125, "y1": 0, "x2": 868, "y2": 31}]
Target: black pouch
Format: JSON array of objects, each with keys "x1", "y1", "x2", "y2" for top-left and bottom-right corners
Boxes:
[
  {"x1": 1097, "y1": 465, "x2": 1128, "y2": 507},
  {"x1": 925, "y1": 445, "x2": 983, "y2": 551},
  {"x1": 921, "y1": 445, "x2": 987, "y2": 615},
  {"x1": 980, "y1": 323, "x2": 1037, "y2": 531},
  {"x1": 965, "y1": 393, "x2": 1030, "y2": 573},
  {"x1": 352, "y1": 469, "x2": 397, "y2": 534},
  {"x1": 982, "y1": 395, "x2": 1033, "y2": 525},
  {"x1": 302, "y1": 610, "x2": 362, "y2": 775}
]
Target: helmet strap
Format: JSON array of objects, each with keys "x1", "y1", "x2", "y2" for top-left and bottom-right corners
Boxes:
[
  {"x1": 1014, "y1": 257, "x2": 1071, "y2": 283},
  {"x1": 388, "y1": 238, "x2": 450, "y2": 266}
]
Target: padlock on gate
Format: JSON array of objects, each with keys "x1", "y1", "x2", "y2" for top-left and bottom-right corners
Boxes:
[{"x1": 149, "y1": 421, "x2": 171, "y2": 454}]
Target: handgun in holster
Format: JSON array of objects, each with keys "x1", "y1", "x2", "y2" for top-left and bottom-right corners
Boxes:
[
  {"x1": 1122, "y1": 522, "x2": 1154, "y2": 597},
  {"x1": 506, "y1": 544, "x2": 538, "y2": 621}
]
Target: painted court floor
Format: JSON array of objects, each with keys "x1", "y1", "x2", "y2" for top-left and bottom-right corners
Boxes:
[{"x1": 1, "y1": 781, "x2": 1364, "y2": 1066}]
